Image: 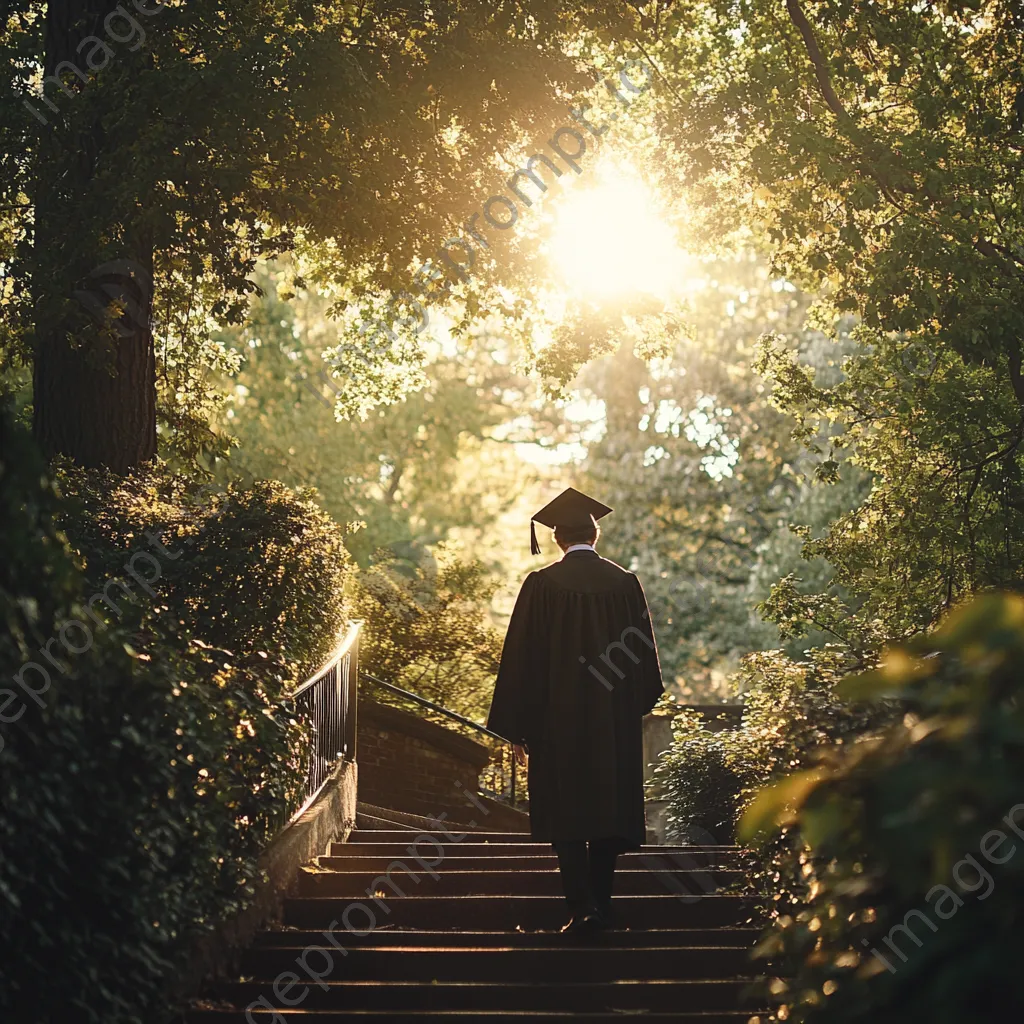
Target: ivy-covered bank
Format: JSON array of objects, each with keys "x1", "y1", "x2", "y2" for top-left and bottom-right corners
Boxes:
[{"x1": 0, "y1": 407, "x2": 353, "y2": 1024}]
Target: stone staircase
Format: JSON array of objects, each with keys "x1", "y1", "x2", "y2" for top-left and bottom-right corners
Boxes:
[{"x1": 188, "y1": 825, "x2": 764, "y2": 1022}]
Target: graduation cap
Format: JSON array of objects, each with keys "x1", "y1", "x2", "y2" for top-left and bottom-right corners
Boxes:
[{"x1": 530, "y1": 487, "x2": 613, "y2": 555}]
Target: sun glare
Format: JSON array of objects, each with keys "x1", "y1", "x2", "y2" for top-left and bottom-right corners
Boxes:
[{"x1": 546, "y1": 165, "x2": 688, "y2": 302}]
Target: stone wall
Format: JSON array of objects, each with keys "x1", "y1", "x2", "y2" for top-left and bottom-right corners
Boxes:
[
  {"x1": 357, "y1": 698, "x2": 493, "y2": 822},
  {"x1": 643, "y1": 713, "x2": 674, "y2": 844}
]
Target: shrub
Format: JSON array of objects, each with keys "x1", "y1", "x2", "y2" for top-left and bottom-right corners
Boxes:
[
  {"x1": 654, "y1": 649, "x2": 886, "y2": 846},
  {"x1": 0, "y1": 410, "x2": 321, "y2": 1023},
  {"x1": 355, "y1": 546, "x2": 502, "y2": 721},
  {"x1": 654, "y1": 711, "x2": 758, "y2": 843},
  {"x1": 174, "y1": 480, "x2": 353, "y2": 682},
  {"x1": 742, "y1": 593, "x2": 1024, "y2": 1023},
  {"x1": 57, "y1": 465, "x2": 354, "y2": 686}
]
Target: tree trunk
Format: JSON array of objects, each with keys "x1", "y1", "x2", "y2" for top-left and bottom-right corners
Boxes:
[{"x1": 32, "y1": 0, "x2": 157, "y2": 472}]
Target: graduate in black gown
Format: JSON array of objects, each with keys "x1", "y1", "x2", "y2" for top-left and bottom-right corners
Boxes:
[{"x1": 486, "y1": 487, "x2": 664, "y2": 933}]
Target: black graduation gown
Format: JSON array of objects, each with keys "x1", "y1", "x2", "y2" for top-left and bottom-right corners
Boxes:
[{"x1": 486, "y1": 549, "x2": 664, "y2": 848}]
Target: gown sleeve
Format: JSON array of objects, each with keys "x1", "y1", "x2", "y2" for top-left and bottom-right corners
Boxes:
[
  {"x1": 632, "y1": 573, "x2": 665, "y2": 715},
  {"x1": 486, "y1": 571, "x2": 544, "y2": 744}
]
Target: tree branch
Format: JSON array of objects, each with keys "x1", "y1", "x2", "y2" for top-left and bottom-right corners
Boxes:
[{"x1": 785, "y1": 0, "x2": 851, "y2": 122}]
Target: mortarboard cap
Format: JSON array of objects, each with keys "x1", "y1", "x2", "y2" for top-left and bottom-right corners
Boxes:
[{"x1": 530, "y1": 486, "x2": 613, "y2": 555}]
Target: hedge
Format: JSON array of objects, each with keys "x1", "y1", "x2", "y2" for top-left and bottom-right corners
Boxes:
[{"x1": 0, "y1": 407, "x2": 352, "y2": 1023}]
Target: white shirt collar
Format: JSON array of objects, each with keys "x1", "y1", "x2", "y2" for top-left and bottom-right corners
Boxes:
[{"x1": 564, "y1": 543, "x2": 596, "y2": 555}]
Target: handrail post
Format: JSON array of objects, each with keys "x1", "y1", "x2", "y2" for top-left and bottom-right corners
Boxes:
[{"x1": 510, "y1": 742, "x2": 516, "y2": 806}]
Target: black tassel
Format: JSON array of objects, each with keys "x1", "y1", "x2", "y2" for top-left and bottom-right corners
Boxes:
[{"x1": 530, "y1": 519, "x2": 541, "y2": 556}]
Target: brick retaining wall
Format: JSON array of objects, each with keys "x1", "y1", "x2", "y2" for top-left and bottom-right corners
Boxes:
[{"x1": 357, "y1": 698, "x2": 493, "y2": 821}]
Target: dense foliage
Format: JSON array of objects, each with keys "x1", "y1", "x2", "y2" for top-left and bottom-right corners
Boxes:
[
  {"x1": 356, "y1": 548, "x2": 503, "y2": 722},
  {"x1": 1, "y1": 0, "x2": 612, "y2": 466},
  {"x1": 654, "y1": 710, "x2": 757, "y2": 844},
  {"x1": 641, "y1": 27, "x2": 1024, "y2": 1008},
  {"x1": 741, "y1": 593, "x2": 1024, "y2": 1023},
  {"x1": 638, "y1": 0, "x2": 1024, "y2": 652},
  {"x1": 655, "y1": 650, "x2": 887, "y2": 843},
  {"x1": 0, "y1": 408, "x2": 322, "y2": 1023},
  {"x1": 57, "y1": 464, "x2": 355, "y2": 684},
  {"x1": 209, "y1": 264, "x2": 560, "y2": 566}
]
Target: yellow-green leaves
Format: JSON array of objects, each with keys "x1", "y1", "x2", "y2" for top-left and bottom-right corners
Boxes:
[
  {"x1": 839, "y1": 593, "x2": 1024, "y2": 704},
  {"x1": 739, "y1": 767, "x2": 828, "y2": 842},
  {"x1": 838, "y1": 649, "x2": 935, "y2": 702},
  {"x1": 932, "y1": 592, "x2": 1024, "y2": 663}
]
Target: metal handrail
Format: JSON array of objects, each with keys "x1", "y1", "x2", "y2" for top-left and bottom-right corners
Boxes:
[
  {"x1": 291, "y1": 621, "x2": 363, "y2": 699},
  {"x1": 286, "y1": 621, "x2": 362, "y2": 823},
  {"x1": 363, "y1": 671, "x2": 524, "y2": 807},
  {"x1": 363, "y1": 672, "x2": 506, "y2": 740}
]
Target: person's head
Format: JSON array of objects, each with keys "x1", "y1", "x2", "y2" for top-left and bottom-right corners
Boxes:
[
  {"x1": 530, "y1": 487, "x2": 611, "y2": 556},
  {"x1": 553, "y1": 522, "x2": 600, "y2": 552}
]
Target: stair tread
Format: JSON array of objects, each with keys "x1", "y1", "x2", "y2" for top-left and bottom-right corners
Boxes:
[
  {"x1": 332, "y1": 842, "x2": 742, "y2": 853},
  {"x1": 228, "y1": 979, "x2": 760, "y2": 987},
  {"x1": 249, "y1": 927, "x2": 761, "y2": 951},
  {"x1": 344, "y1": 833, "x2": 740, "y2": 847},
  {"x1": 286, "y1": 893, "x2": 753, "y2": 900},
  {"x1": 249, "y1": 943, "x2": 751, "y2": 951},
  {"x1": 192, "y1": 1012, "x2": 763, "y2": 1022},
  {"x1": 240, "y1": 945, "x2": 755, "y2": 983},
  {"x1": 298, "y1": 870, "x2": 747, "y2": 898},
  {"x1": 343, "y1": 834, "x2": 738, "y2": 844},
  {"x1": 219, "y1": 976, "x2": 760, "y2": 1010},
  {"x1": 311, "y1": 866, "x2": 743, "y2": 874}
]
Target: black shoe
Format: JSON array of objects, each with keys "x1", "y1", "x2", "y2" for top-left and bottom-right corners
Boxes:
[{"x1": 560, "y1": 911, "x2": 604, "y2": 935}]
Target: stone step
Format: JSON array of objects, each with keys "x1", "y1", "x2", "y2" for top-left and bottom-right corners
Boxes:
[
  {"x1": 319, "y1": 852, "x2": 745, "y2": 872},
  {"x1": 330, "y1": 841, "x2": 742, "y2": 858},
  {"x1": 217, "y1": 978, "x2": 756, "y2": 1013},
  {"x1": 344, "y1": 832, "x2": 743, "y2": 848},
  {"x1": 249, "y1": 926, "x2": 762, "y2": 949},
  {"x1": 283, "y1": 894, "x2": 758, "y2": 931},
  {"x1": 347, "y1": 831, "x2": 536, "y2": 843},
  {"x1": 239, "y1": 944, "x2": 755, "y2": 982},
  {"x1": 355, "y1": 803, "x2": 482, "y2": 834},
  {"x1": 299, "y1": 867, "x2": 745, "y2": 898},
  {"x1": 190, "y1": 1011, "x2": 761, "y2": 1023},
  {"x1": 344, "y1": 831, "x2": 738, "y2": 844}
]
